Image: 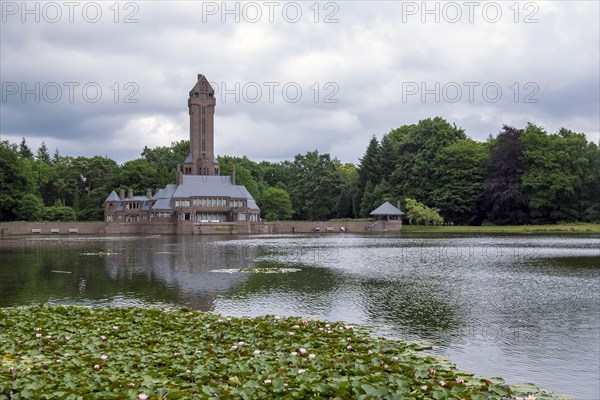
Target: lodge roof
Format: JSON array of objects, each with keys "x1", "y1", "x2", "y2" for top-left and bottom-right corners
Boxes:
[{"x1": 370, "y1": 202, "x2": 404, "y2": 216}]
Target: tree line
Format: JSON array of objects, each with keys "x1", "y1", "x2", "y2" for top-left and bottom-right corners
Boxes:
[{"x1": 1, "y1": 117, "x2": 598, "y2": 225}]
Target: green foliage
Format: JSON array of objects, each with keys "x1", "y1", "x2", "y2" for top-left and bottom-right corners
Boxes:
[
  {"x1": 520, "y1": 125, "x2": 600, "y2": 223},
  {"x1": 430, "y1": 139, "x2": 487, "y2": 225},
  {"x1": 0, "y1": 305, "x2": 561, "y2": 400},
  {"x1": 404, "y1": 198, "x2": 444, "y2": 225},
  {"x1": 15, "y1": 194, "x2": 45, "y2": 221},
  {"x1": 0, "y1": 141, "x2": 28, "y2": 221},
  {"x1": 482, "y1": 125, "x2": 529, "y2": 225},
  {"x1": 260, "y1": 187, "x2": 293, "y2": 220},
  {"x1": 141, "y1": 141, "x2": 189, "y2": 188},
  {"x1": 2, "y1": 122, "x2": 597, "y2": 224},
  {"x1": 289, "y1": 151, "x2": 344, "y2": 220},
  {"x1": 18, "y1": 137, "x2": 34, "y2": 159},
  {"x1": 358, "y1": 136, "x2": 381, "y2": 188},
  {"x1": 218, "y1": 156, "x2": 263, "y2": 201},
  {"x1": 36, "y1": 142, "x2": 51, "y2": 164},
  {"x1": 388, "y1": 118, "x2": 467, "y2": 204},
  {"x1": 42, "y1": 206, "x2": 76, "y2": 221},
  {"x1": 117, "y1": 159, "x2": 159, "y2": 192}
]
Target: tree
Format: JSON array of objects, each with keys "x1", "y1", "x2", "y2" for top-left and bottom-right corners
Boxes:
[
  {"x1": 142, "y1": 140, "x2": 190, "y2": 188},
  {"x1": 335, "y1": 187, "x2": 353, "y2": 218},
  {"x1": 117, "y1": 159, "x2": 159, "y2": 192},
  {"x1": 520, "y1": 125, "x2": 599, "y2": 223},
  {"x1": 261, "y1": 161, "x2": 293, "y2": 189},
  {"x1": 430, "y1": 139, "x2": 487, "y2": 225},
  {"x1": 289, "y1": 151, "x2": 343, "y2": 220},
  {"x1": 260, "y1": 187, "x2": 293, "y2": 220},
  {"x1": 36, "y1": 142, "x2": 51, "y2": 164},
  {"x1": 358, "y1": 136, "x2": 380, "y2": 189},
  {"x1": 43, "y1": 206, "x2": 76, "y2": 221},
  {"x1": 378, "y1": 134, "x2": 396, "y2": 178},
  {"x1": 52, "y1": 148, "x2": 60, "y2": 164},
  {"x1": 336, "y1": 162, "x2": 359, "y2": 218},
  {"x1": 15, "y1": 194, "x2": 44, "y2": 221},
  {"x1": 388, "y1": 118, "x2": 467, "y2": 205},
  {"x1": 19, "y1": 137, "x2": 34, "y2": 159},
  {"x1": 359, "y1": 181, "x2": 376, "y2": 217},
  {"x1": 482, "y1": 125, "x2": 529, "y2": 225},
  {"x1": 0, "y1": 140, "x2": 28, "y2": 220},
  {"x1": 403, "y1": 197, "x2": 444, "y2": 225},
  {"x1": 360, "y1": 179, "x2": 395, "y2": 217}
]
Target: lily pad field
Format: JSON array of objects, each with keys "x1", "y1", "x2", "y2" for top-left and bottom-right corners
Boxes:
[{"x1": 1, "y1": 305, "x2": 568, "y2": 399}]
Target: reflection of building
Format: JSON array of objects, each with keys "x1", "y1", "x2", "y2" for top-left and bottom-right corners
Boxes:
[{"x1": 104, "y1": 75, "x2": 260, "y2": 234}]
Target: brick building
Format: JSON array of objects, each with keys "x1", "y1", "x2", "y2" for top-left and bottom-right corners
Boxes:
[{"x1": 104, "y1": 75, "x2": 260, "y2": 232}]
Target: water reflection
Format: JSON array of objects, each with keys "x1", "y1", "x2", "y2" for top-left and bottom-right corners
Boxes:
[{"x1": 0, "y1": 233, "x2": 598, "y2": 399}]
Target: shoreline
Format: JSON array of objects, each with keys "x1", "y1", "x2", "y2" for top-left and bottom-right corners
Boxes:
[{"x1": 1, "y1": 221, "x2": 598, "y2": 236}]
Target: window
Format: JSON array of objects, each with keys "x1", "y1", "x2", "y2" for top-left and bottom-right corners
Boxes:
[
  {"x1": 183, "y1": 213, "x2": 191, "y2": 221},
  {"x1": 107, "y1": 215, "x2": 113, "y2": 222}
]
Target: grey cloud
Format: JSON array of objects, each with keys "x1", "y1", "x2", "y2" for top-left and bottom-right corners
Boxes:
[{"x1": 1, "y1": 1, "x2": 598, "y2": 164}]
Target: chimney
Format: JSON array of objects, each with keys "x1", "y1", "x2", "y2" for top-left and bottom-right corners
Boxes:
[
  {"x1": 231, "y1": 165, "x2": 236, "y2": 185},
  {"x1": 397, "y1": 200, "x2": 402, "y2": 211},
  {"x1": 128, "y1": 189, "x2": 133, "y2": 198},
  {"x1": 119, "y1": 189, "x2": 125, "y2": 200},
  {"x1": 146, "y1": 189, "x2": 152, "y2": 198}
]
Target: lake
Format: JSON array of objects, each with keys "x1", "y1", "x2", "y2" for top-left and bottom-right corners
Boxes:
[{"x1": 1, "y1": 233, "x2": 598, "y2": 399}]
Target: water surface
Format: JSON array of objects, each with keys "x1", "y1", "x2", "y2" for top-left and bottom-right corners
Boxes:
[{"x1": 1, "y1": 233, "x2": 598, "y2": 398}]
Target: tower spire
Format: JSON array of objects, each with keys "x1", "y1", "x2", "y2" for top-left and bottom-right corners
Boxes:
[{"x1": 183, "y1": 74, "x2": 219, "y2": 176}]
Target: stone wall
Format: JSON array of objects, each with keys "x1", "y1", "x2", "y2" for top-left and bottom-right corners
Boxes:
[
  {"x1": 252, "y1": 220, "x2": 402, "y2": 234},
  {"x1": 104, "y1": 222, "x2": 177, "y2": 235},
  {"x1": 0, "y1": 222, "x2": 106, "y2": 236},
  {"x1": 0, "y1": 220, "x2": 401, "y2": 236}
]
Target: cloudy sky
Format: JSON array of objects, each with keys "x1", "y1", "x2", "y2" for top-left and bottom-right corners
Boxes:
[{"x1": 1, "y1": 1, "x2": 598, "y2": 164}]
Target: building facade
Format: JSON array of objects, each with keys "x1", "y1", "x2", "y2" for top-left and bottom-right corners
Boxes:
[{"x1": 104, "y1": 75, "x2": 260, "y2": 232}]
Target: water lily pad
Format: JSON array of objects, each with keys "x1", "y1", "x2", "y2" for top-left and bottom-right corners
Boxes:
[
  {"x1": 80, "y1": 251, "x2": 117, "y2": 256},
  {"x1": 210, "y1": 267, "x2": 302, "y2": 273},
  {"x1": 0, "y1": 305, "x2": 572, "y2": 400}
]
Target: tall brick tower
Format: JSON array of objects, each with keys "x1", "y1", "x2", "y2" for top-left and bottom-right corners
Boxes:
[{"x1": 183, "y1": 74, "x2": 219, "y2": 176}]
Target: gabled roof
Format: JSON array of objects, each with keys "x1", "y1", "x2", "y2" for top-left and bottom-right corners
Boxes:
[
  {"x1": 152, "y1": 184, "x2": 178, "y2": 200},
  {"x1": 183, "y1": 153, "x2": 193, "y2": 163},
  {"x1": 236, "y1": 185, "x2": 259, "y2": 211},
  {"x1": 173, "y1": 175, "x2": 236, "y2": 198},
  {"x1": 172, "y1": 175, "x2": 260, "y2": 211},
  {"x1": 152, "y1": 198, "x2": 173, "y2": 210},
  {"x1": 370, "y1": 202, "x2": 404, "y2": 216},
  {"x1": 105, "y1": 191, "x2": 120, "y2": 202}
]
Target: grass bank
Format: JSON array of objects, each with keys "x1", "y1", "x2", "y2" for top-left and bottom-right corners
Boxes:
[
  {"x1": 1, "y1": 305, "x2": 570, "y2": 399},
  {"x1": 401, "y1": 224, "x2": 600, "y2": 233}
]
